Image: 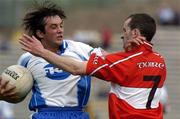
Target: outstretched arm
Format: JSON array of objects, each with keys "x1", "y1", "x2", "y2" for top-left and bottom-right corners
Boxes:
[
  {"x1": 41, "y1": 48, "x2": 87, "y2": 75},
  {"x1": 19, "y1": 34, "x2": 145, "y2": 75},
  {"x1": 19, "y1": 34, "x2": 87, "y2": 75}
]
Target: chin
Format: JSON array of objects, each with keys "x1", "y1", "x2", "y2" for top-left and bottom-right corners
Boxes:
[{"x1": 57, "y1": 40, "x2": 63, "y2": 45}]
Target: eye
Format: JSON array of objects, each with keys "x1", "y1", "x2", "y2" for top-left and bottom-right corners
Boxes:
[
  {"x1": 60, "y1": 24, "x2": 63, "y2": 28},
  {"x1": 60, "y1": 21, "x2": 64, "y2": 28},
  {"x1": 51, "y1": 25, "x2": 57, "y2": 29}
]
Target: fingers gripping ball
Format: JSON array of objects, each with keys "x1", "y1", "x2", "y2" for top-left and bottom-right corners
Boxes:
[{"x1": 1, "y1": 65, "x2": 33, "y2": 103}]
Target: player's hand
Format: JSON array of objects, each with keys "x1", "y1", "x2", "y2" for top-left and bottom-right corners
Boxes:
[
  {"x1": 127, "y1": 36, "x2": 145, "y2": 46},
  {"x1": 19, "y1": 34, "x2": 45, "y2": 57},
  {"x1": 124, "y1": 36, "x2": 145, "y2": 51},
  {"x1": 101, "y1": 48, "x2": 109, "y2": 56},
  {"x1": 0, "y1": 76, "x2": 17, "y2": 101}
]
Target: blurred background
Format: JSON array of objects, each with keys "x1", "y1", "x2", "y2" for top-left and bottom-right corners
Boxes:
[{"x1": 0, "y1": 0, "x2": 180, "y2": 119}]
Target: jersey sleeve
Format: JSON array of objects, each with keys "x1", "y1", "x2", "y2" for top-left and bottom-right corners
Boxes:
[{"x1": 86, "y1": 53, "x2": 127, "y2": 84}]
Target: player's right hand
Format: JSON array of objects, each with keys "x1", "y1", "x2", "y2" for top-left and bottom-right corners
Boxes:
[{"x1": 0, "y1": 76, "x2": 18, "y2": 101}]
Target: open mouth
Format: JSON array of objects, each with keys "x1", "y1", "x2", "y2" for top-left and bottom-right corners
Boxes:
[
  {"x1": 57, "y1": 35, "x2": 63, "y2": 39},
  {"x1": 121, "y1": 36, "x2": 124, "y2": 39}
]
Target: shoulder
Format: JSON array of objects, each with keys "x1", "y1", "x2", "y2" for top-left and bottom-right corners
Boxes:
[
  {"x1": 105, "y1": 51, "x2": 143, "y2": 62},
  {"x1": 19, "y1": 52, "x2": 32, "y2": 59},
  {"x1": 18, "y1": 52, "x2": 33, "y2": 62},
  {"x1": 18, "y1": 52, "x2": 48, "y2": 68},
  {"x1": 153, "y1": 52, "x2": 165, "y2": 58},
  {"x1": 17, "y1": 52, "x2": 33, "y2": 67},
  {"x1": 152, "y1": 51, "x2": 166, "y2": 63},
  {"x1": 106, "y1": 51, "x2": 128, "y2": 58},
  {"x1": 64, "y1": 39, "x2": 93, "y2": 49}
]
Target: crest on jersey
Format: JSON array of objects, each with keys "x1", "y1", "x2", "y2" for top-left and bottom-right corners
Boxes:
[{"x1": 44, "y1": 64, "x2": 71, "y2": 80}]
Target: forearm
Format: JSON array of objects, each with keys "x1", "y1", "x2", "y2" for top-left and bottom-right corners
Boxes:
[{"x1": 41, "y1": 49, "x2": 87, "y2": 75}]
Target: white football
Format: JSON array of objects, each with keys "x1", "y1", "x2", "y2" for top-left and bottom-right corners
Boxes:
[{"x1": 1, "y1": 65, "x2": 33, "y2": 103}]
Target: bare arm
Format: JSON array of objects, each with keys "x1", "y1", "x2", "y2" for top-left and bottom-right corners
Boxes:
[
  {"x1": 19, "y1": 34, "x2": 145, "y2": 75},
  {"x1": 19, "y1": 34, "x2": 87, "y2": 75},
  {"x1": 41, "y1": 49, "x2": 87, "y2": 75}
]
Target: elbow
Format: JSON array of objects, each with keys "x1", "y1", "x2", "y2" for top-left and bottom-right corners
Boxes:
[
  {"x1": 70, "y1": 66, "x2": 84, "y2": 76},
  {"x1": 65, "y1": 61, "x2": 86, "y2": 75}
]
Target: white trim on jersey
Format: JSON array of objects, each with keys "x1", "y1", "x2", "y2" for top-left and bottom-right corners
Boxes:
[
  {"x1": 90, "y1": 64, "x2": 108, "y2": 75},
  {"x1": 110, "y1": 83, "x2": 161, "y2": 109},
  {"x1": 109, "y1": 52, "x2": 143, "y2": 68},
  {"x1": 90, "y1": 52, "x2": 143, "y2": 75}
]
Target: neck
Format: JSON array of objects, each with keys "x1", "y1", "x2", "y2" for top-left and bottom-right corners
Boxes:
[
  {"x1": 125, "y1": 43, "x2": 138, "y2": 52},
  {"x1": 41, "y1": 42, "x2": 59, "y2": 53}
]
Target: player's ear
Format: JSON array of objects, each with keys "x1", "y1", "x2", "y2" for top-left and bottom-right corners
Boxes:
[
  {"x1": 132, "y1": 28, "x2": 141, "y2": 38},
  {"x1": 36, "y1": 30, "x2": 44, "y2": 39}
]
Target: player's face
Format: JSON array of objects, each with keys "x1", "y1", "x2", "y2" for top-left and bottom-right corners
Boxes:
[
  {"x1": 42, "y1": 15, "x2": 64, "y2": 49},
  {"x1": 122, "y1": 18, "x2": 134, "y2": 50}
]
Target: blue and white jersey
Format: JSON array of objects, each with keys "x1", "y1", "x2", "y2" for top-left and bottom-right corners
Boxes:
[{"x1": 17, "y1": 40, "x2": 93, "y2": 111}]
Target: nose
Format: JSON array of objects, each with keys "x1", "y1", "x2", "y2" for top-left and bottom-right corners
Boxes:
[{"x1": 57, "y1": 26, "x2": 63, "y2": 33}]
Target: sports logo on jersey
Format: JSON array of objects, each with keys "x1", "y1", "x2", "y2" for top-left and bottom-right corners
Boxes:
[
  {"x1": 137, "y1": 61, "x2": 165, "y2": 69},
  {"x1": 93, "y1": 55, "x2": 99, "y2": 64},
  {"x1": 92, "y1": 54, "x2": 106, "y2": 65},
  {"x1": 44, "y1": 64, "x2": 71, "y2": 80}
]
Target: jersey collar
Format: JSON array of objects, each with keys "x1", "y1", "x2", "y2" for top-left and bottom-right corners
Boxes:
[{"x1": 57, "y1": 40, "x2": 68, "y2": 55}]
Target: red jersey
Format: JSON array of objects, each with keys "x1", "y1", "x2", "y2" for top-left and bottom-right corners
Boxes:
[{"x1": 86, "y1": 42, "x2": 166, "y2": 119}]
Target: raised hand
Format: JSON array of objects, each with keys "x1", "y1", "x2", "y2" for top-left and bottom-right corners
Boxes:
[
  {"x1": 125, "y1": 36, "x2": 146, "y2": 51},
  {"x1": 127, "y1": 36, "x2": 145, "y2": 46},
  {"x1": 19, "y1": 34, "x2": 45, "y2": 57}
]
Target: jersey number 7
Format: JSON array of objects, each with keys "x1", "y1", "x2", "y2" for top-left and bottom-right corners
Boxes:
[{"x1": 143, "y1": 75, "x2": 161, "y2": 109}]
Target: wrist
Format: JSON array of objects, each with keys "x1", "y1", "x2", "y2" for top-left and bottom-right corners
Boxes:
[{"x1": 40, "y1": 49, "x2": 49, "y2": 58}]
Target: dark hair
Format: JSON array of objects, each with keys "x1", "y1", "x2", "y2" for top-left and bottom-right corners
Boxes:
[
  {"x1": 23, "y1": 1, "x2": 66, "y2": 40},
  {"x1": 127, "y1": 13, "x2": 156, "y2": 42}
]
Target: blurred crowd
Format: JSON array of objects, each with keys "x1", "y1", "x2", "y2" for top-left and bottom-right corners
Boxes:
[{"x1": 157, "y1": 4, "x2": 180, "y2": 26}]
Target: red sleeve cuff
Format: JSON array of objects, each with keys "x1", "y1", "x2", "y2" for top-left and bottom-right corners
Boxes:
[{"x1": 86, "y1": 53, "x2": 96, "y2": 75}]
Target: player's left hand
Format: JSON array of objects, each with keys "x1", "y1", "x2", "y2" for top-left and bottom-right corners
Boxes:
[
  {"x1": 124, "y1": 36, "x2": 145, "y2": 51},
  {"x1": 127, "y1": 36, "x2": 145, "y2": 46}
]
